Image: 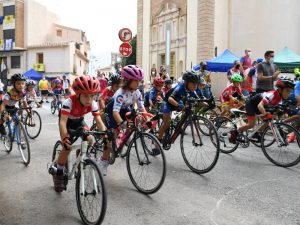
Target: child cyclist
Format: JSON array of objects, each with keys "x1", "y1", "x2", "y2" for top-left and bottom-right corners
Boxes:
[
  {"x1": 99, "y1": 73, "x2": 122, "y2": 110},
  {"x1": 219, "y1": 73, "x2": 244, "y2": 117},
  {"x1": 144, "y1": 76, "x2": 164, "y2": 111},
  {"x1": 25, "y1": 80, "x2": 42, "y2": 108},
  {"x1": 53, "y1": 75, "x2": 107, "y2": 192},
  {"x1": 157, "y1": 70, "x2": 200, "y2": 142},
  {"x1": 99, "y1": 65, "x2": 147, "y2": 176},
  {"x1": 229, "y1": 77, "x2": 295, "y2": 144},
  {"x1": 0, "y1": 73, "x2": 28, "y2": 135}
]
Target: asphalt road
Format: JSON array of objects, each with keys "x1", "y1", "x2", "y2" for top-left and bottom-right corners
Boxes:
[{"x1": 0, "y1": 102, "x2": 299, "y2": 225}]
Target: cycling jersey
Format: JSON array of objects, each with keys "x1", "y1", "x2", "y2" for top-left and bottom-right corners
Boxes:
[
  {"x1": 104, "y1": 88, "x2": 144, "y2": 128},
  {"x1": 220, "y1": 84, "x2": 243, "y2": 102},
  {"x1": 144, "y1": 87, "x2": 164, "y2": 107},
  {"x1": 196, "y1": 88, "x2": 205, "y2": 99},
  {"x1": 164, "y1": 83, "x2": 199, "y2": 114},
  {"x1": 25, "y1": 89, "x2": 37, "y2": 101},
  {"x1": 289, "y1": 80, "x2": 300, "y2": 105},
  {"x1": 100, "y1": 87, "x2": 115, "y2": 107},
  {"x1": 246, "y1": 90, "x2": 282, "y2": 120},
  {"x1": 163, "y1": 87, "x2": 171, "y2": 94},
  {"x1": 3, "y1": 88, "x2": 26, "y2": 107},
  {"x1": 60, "y1": 94, "x2": 100, "y2": 119}
]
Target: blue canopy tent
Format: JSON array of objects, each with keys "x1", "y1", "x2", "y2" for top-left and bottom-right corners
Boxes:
[
  {"x1": 193, "y1": 49, "x2": 240, "y2": 72},
  {"x1": 23, "y1": 69, "x2": 43, "y2": 81}
]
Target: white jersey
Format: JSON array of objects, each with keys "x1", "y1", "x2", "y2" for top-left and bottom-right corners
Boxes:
[{"x1": 112, "y1": 88, "x2": 144, "y2": 112}]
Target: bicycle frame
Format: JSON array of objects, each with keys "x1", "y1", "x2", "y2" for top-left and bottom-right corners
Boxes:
[{"x1": 6, "y1": 113, "x2": 22, "y2": 145}]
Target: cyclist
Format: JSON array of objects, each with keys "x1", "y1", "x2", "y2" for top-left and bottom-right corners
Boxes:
[
  {"x1": 53, "y1": 75, "x2": 107, "y2": 192},
  {"x1": 52, "y1": 77, "x2": 63, "y2": 104},
  {"x1": 229, "y1": 77, "x2": 295, "y2": 144},
  {"x1": 0, "y1": 73, "x2": 28, "y2": 135},
  {"x1": 157, "y1": 70, "x2": 200, "y2": 142},
  {"x1": 284, "y1": 68, "x2": 300, "y2": 142},
  {"x1": 99, "y1": 74, "x2": 122, "y2": 110},
  {"x1": 144, "y1": 76, "x2": 164, "y2": 111},
  {"x1": 219, "y1": 73, "x2": 244, "y2": 117},
  {"x1": 163, "y1": 79, "x2": 173, "y2": 94},
  {"x1": 99, "y1": 65, "x2": 147, "y2": 176},
  {"x1": 25, "y1": 80, "x2": 42, "y2": 108}
]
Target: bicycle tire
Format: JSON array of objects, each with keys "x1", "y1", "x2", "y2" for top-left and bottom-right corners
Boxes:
[
  {"x1": 126, "y1": 132, "x2": 166, "y2": 194},
  {"x1": 2, "y1": 123, "x2": 13, "y2": 153},
  {"x1": 214, "y1": 116, "x2": 239, "y2": 154},
  {"x1": 18, "y1": 123, "x2": 31, "y2": 166},
  {"x1": 51, "y1": 101, "x2": 56, "y2": 114},
  {"x1": 76, "y1": 158, "x2": 107, "y2": 225},
  {"x1": 181, "y1": 117, "x2": 220, "y2": 174},
  {"x1": 25, "y1": 110, "x2": 42, "y2": 139},
  {"x1": 261, "y1": 122, "x2": 300, "y2": 167}
]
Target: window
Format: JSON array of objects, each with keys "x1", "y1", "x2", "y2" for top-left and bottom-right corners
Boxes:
[
  {"x1": 4, "y1": 29, "x2": 15, "y2": 42},
  {"x1": 56, "y1": 29, "x2": 62, "y2": 37},
  {"x1": 11, "y1": 56, "x2": 20, "y2": 69},
  {"x1": 37, "y1": 53, "x2": 43, "y2": 64},
  {"x1": 3, "y1": 5, "x2": 15, "y2": 16},
  {"x1": 179, "y1": 18, "x2": 185, "y2": 36}
]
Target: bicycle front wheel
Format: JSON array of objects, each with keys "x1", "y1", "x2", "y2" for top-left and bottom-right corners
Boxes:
[
  {"x1": 76, "y1": 158, "x2": 107, "y2": 225},
  {"x1": 261, "y1": 122, "x2": 300, "y2": 167},
  {"x1": 181, "y1": 117, "x2": 220, "y2": 174},
  {"x1": 1, "y1": 123, "x2": 13, "y2": 153},
  {"x1": 18, "y1": 123, "x2": 31, "y2": 166},
  {"x1": 126, "y1": 132, "x2": 166, "y2": 194},
  {"x1": 25, "y1": 110, "x2": 42, "y2": 139},
  {"x1": 51, "y1": 101, "x2": 56, "y2": 114}
]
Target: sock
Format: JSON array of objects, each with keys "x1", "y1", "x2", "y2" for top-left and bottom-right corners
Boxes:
[
  {"x1": 57, "y1": 164, "x2": 65, "y2": 172},
  {"x1": 101, "y1": 156, "x2": 109, "y2": 161}
]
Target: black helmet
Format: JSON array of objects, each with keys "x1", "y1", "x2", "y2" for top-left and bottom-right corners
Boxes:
[
  {"x1": 182, "y1": 70, "x2": 200, "y2": 83},
  {"x1": 11, "y1": 73, "x2": 26, "y2": 83},
  {"x1": 275, "y1": 77, "x2": 295, "y2": 89},
  {"x1": 164, "y1": 79, "x2": 173, "y2": 85},
  {"x1": 109, "y1": 74, "x2": 122, "y2": 85}
]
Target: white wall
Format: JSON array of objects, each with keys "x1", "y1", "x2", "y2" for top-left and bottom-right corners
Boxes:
[
  {"x1": 186, "y1": 0, "x2": 198, "y2": 68},
  {"x1": 142, "y1": 0, "x2": 151, "y2": 83},
  {"x1": 27, "y1": 46, "x2": 70, "y2": 73},
  {"x1": 214, "y1": 0, "x2": 229, "y2": 55},
  {"x1": 229, "y1": 0, "x2": 300, "y2": 59}
]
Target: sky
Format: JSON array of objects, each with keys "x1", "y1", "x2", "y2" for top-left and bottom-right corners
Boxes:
[{"x1": 35, "y1": 0, "x2": 137, "y2": 68}]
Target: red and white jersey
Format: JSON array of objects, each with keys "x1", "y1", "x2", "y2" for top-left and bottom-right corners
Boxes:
[
  {"x1": 61, "y1": 95, "x2": 100, "y2": 119},
  {"x1": 261, "y1": 90, "x2": 282, "y2": 106}
]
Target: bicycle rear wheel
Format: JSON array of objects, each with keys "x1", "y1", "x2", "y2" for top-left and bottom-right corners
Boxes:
[
  {"x1": 126, "y1": 132, "x2": 166, "y2": 194},
  {"x1": 261, "y1": 122, "x2": 300, "y2": 167},
  {"x1": 181, "y1": 117, "x2": 220, "y2": 174},
  {"x1": 25, "y1": 110, "x2": 42, "y2": 139},
  {"x1": 76, "y1": 158, "x2": 107, "y2": 225},
  {"x1": 18, "y1": 123, "x2": 31, "y2": 166},
  {"x1": 214, "y1": 116, "x2": 239, "y2": 154}
]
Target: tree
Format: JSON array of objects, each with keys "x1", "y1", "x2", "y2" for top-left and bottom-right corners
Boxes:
[{"x1": 121, "y1": 35, "x2": 137, "y2": 66}]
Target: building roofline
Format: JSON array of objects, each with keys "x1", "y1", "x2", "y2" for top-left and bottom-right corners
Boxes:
[
  {"x1": 53, "y1": 23, "x2": 84, "y2": 33},
  {"x1": 27, "y1": 42, "x2": 70, "y2": 49}
]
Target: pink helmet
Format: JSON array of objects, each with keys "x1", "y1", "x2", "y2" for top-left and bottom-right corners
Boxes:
[{"x1": 121, "y1": 65, "x2": 144, "y2": 81}]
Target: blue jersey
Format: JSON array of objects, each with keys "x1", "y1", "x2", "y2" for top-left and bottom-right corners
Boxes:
[
  {"x1": 289, "y1": 80, "x2": 300, "y2": 105},
  {"x1": 144, "y1": 87, "x2": 164, "y2": 107}
]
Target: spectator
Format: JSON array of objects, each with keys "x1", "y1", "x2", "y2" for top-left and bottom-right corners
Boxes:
[
  {"x1": 159, "y1": 66, "x2": 170, "y2": 80},
  {"x1": 256, "y1": 50, "x2": 280, "y2": 94},
  {"x1": 62, "y1": 75, "x2": 71, "y2": 96},
  {"x1": 151, "y1": 68, "x2": 157, "y2": 82},
  {"x1": 0, "y1": 79, "x2": 4, "y2": 92},
  {"x1": 247, "y1": 58, "x2": 264, "y2": 96},
  {"x1": 240, "y1": 48, "x2": 252, "y2": 70},
  {"x1": 38, "y1": 76, "x2": 50, "y2": 102},
  {"x1": 227, "y1": 60, "x2": 243, "y2": 85},
  {"x1": 97, "y1": 72, "x2": 108, "y2": 93},
  {"x1": 198, "y1": 62, "x2": 212, "y2": 98}
]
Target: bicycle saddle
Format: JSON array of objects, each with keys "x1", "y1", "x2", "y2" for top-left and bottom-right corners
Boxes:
[{"x1": 230, "y1": 108, "x2": 246, "y2": 116}]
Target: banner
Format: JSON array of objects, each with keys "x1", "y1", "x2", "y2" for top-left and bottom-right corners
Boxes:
[
  {"x1": 0, "y1": 16, "x2": 4, "y2": 25},
  {"x1": 4, "y1": 15, "x2": 14, "y2": 25},
  {"x1": 0, "y1": 39, "x2": 4, "y2": 50},
  {"x1": 4, "y1": 39, "x2": 13, "y2": 51}
]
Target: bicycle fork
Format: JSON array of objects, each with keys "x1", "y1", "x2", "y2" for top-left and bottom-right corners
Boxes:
[{"x1": 269, "y1": 122, "x2": 286, "y2": 147}]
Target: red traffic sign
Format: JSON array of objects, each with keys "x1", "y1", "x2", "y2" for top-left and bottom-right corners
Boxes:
[
  {"x1": 119, "y1": 42, "x2": 132, "y2": 57},
  {"x1": 119, "y1": 28, "x2": 133, "y2": 42}
]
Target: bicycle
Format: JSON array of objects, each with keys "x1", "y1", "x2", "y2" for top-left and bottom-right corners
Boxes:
[
  {"x1": 51, "y1": 94, "x2": 62, "y2": 115},
  {"x1": 91, "y1": 109, "x2": 167, "y2": 194},
  {"x1": 156, "y1": 97, "x2": 220, "y2": 174},
  {"x1": 49, "y1": 127, "x2": 107, "y2": 225},
  {"x1": 214, "y1": 105, "x2": 300, "y2": 167},
  {"x1": 0, "y1": 107, "x2": 31, "y2": 166}
]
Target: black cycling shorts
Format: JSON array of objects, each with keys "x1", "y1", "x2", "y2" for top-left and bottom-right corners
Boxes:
[{"x1": 245, "y1": 94, "x2": 263, "y2": 118}]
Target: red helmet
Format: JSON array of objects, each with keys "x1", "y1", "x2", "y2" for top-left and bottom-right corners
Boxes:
[
  {"x1": 72, "y1": 75, "x2": 100, "y2": 95},
  {"x1": 153, "y1": 77, "x2": 164, "y2": 87}
]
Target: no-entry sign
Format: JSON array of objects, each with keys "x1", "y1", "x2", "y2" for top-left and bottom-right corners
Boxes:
[{"x1": 119, "y1": 42, "x2": 132, "y2": 57}]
